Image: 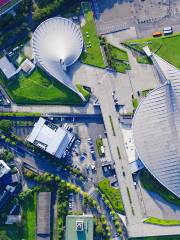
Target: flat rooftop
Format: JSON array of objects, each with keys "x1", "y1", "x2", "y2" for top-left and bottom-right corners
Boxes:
[
  {"x1": 37, "y1": 192, "x2": 51, "y2": 240},
  {"x1": 0, "y1": 56, "x2": 16, "y2": 79},
  {"x1": 66, "y1": 215, "x2": 93, "y2": 240},
  {"x1": 27, "y1": 117, "x2": 74, "y2": 159},
  {"x1": 0, "y1": 160, "x2": 10, "y2": 178}
]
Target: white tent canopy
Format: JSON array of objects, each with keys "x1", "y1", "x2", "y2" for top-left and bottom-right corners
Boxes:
[{"x1": 32, "y1": 17, "x2": 85, "y2": 101}]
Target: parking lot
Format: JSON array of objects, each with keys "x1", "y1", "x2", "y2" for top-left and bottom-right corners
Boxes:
[
  {"x1": 93, "y1": 0, "x2": 180, "y2": 37},
  {"x1": 70, "y1": 123, "x2": 106, "y2": 182}
]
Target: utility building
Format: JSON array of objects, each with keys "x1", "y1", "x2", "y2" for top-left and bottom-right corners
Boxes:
[
  {"x1": 27, "y1": 117, "x2": 75, "y2": 159},
  {"x1": 66, "y1": 215, "x2": 94, "y2": 240}
]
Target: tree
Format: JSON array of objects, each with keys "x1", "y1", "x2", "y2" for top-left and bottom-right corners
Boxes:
[
  {"x1": 0, "y1": 120, "x2": 12, "y2": 132},
  {"x1": 115, "y1": 220, "x2": 119, "y2": 227},
  {"x1": 11, "y1": 141, "x2": 16, "y2": 146},
  {"x1": 0, "y1": 150, "x2": 14, "y2": 163},
  {"x1": 55, "y1": 176, "x2": 61, "y2": 182},
  {"x1": 5, "y1": 138, "x2": 10, "y2": 143},
  {"x1": 18, "y1": 188, "x2": 33, "y2": 203},
  {"x1": 105, "y1": 199, "x2": 110, "y2": 205},
  {"x1": 110, "y1": 210, "x2": 115, "y2": 216},
  {"x1": 25, "y1": 170, "x2": 36, "y2": 179},
  {"x1": 0, "y1": 231, "x2": 10, "y2": 240},
  {"x1": 117, "y1": 227, "x2": 122, "y2": 234},
  {"x1": 95, "y1": 222, "x2": 103, "y2": 236},
  {"x1": 75, "y1": 187, "x2": 81, "y2": 193},
  {"x1": 83, "y1": 192, "x2": 88, "y2": 198}
]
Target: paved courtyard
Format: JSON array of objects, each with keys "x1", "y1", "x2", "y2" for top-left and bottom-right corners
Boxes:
[{"x1": 137, "y1": 179, "x2": 180, "y2": 221}]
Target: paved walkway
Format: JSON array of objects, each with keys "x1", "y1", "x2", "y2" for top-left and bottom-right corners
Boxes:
[{"x1": 94, "y1": 69, "x2": 180, "y2": 237}]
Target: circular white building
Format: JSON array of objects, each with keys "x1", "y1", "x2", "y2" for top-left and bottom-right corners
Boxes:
[
  {"x1": 32, "y1": 17, "x2": 85, "y2": 100},
  {"x1": 133, "y1": 47, "x2": 180, "y2": 198}
]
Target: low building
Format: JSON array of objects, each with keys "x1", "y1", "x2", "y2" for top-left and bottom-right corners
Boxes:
[
  {"x1": 0, "y1": 185, "x2": 15, "y2": 212},
  {"x1": 0, "y1": 160, "x2": 11, "y2": 178},
  {"x1": 65, "y1": 215, "x2": 94, "y2": 240},
  {"x1": 27, "y1": 117, "x2": 75, "y2": 159},
  {"x1": 6, "y1": 214, "x2": 21, "y2": 224},
  {"x1": 19, "y1": 59, "x2": 35, "y2": 75},
  {"x1": 0, "y1": 56, "x2": 17, "y2": 79},
  {"x1": 37, "y1": 192, "x2": 51, "y2": 240}
]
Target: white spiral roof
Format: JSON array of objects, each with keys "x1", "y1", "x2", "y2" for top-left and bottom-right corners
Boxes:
[
  {"x1": 32, "y1": 17, "x2": 85, "y2": 100},
  {"x1": 133, "y1": 47, "x2": 180, "y2": 198}
]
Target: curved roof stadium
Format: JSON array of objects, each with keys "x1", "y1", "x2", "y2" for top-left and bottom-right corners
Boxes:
[
  {"x1": 133, "y1": 46, "x2": 180, "y2": 198},
  {"x1": 32, "y1": 17, "x2": 85, "y2": 101}
]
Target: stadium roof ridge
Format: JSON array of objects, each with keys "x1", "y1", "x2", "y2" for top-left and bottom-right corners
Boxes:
[{"x1": 133, "y1": 46, "x2": 180, "y2": 198}]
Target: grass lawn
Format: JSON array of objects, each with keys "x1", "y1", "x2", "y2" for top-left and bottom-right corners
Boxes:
[
  {"x1": 144, "y1": 217, "x2": 180, "y2": 226},
  {"x1": 23, "y1": 193, "x2": 37, "y2": 240},
  {"x1": 125, "y1": 34, "x2": 180, "y2": 69},
  {"x1": 81, "y1": 2, "x2": 105, "y2": 68},
  {"x1": 96, "y1": 138, "x2": 103, "y2": 158},
  {"x1": 137, "y1": 56, "x2": 152, "y2": 64},
  {"x1": 113, "y1": 61, "x2": 130, "y2": 73},
  {"x1": 111, "y1": 45, "x2": 129, "y2": 62},
  {"x1": 104, "y1": 43, "x2": 130, "y2": 73},
  {"x1": 133, "y1": 98, "x2": 138, "y2": 109},
  {"x1": 141, "y1": 89, "x2": 153, "y2": 97},
  {"x1": 131, "y1": 236, "x2": 180, "y2": 240},
  {"x1": 140, "y1": 169, "x2": 180, "y2": 206},
  {"x1": 98, "y1": 179, "x2": 124, "y2": 213},
  {"x1": 0, "y1": 193, "x2": 37, "y2": 240},
  {"x1": 0, "y1": 69, "x2": 87, "y2": 105},
  {"x1": 76, "y1": 84, "x2": 90, "y2": 101}
]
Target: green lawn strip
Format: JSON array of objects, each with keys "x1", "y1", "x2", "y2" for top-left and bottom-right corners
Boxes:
[
  {"x1": 131, "y1": 236, "x2": 180, "y2": 240},
  {"x1": 96, "y1": 138, "x2": 103, "y2": 158},
  {"x1": 109, "y1": 115, "x2": 116, "y2": 136},
  {"x1": 133, "y1": 98, "x2": 138, "y2": 109},
  {"x1": 125, "y1": 34, "x2": 180, "y2": 69},
  {"x1": 113, "y1": 61, "x2": 130, "y2": 73},
  {"x1": 137, "y1": 56, "x2": 152, "y2": 64},
  {"x1": 23, "y1": 193, "x2": 37, "y2": 240},
  {"x1": 141, "y1": 89, "x2": 153, "y2": 97},
  {"x1": 111, "y1": 45, "x2": 129, "y2": 62},
  {"x1": 0, "y1": 69, "x2": 86, "y2": 105},
  {"x1": 57, "y1": 184, "x2": 69, "y2": 239},
  {"x1": 104, "y1": 43, "x2": 130, "y2": 73},
  {"x1": 98, "y1": 179, "x2": 124, "y2": 213},
  {"x1": 76, "y1": 84, "x2": 90, "y2": 101},
  {"x1": 81, "y1": 2, "x2": 105, "y2": 68},
  {"x1": 140, "y1": 169, "x2": 180, "y2": 206},
  {"x1": 144, "y1": 217, "x2": 180, "y2": 226},
  {"x1": 0, "y1": 112, "x2": 40, "y2": 117}
]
